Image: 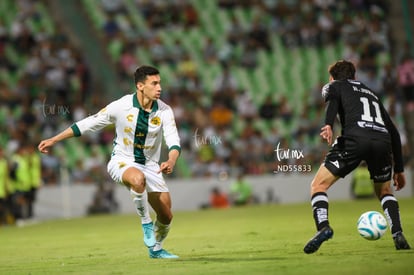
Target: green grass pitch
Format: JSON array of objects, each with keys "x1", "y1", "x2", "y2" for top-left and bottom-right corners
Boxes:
[{"x1": 1, "y1": 198, "x2": 413, "y2": 274}]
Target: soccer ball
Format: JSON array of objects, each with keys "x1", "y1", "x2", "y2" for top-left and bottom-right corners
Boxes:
[{"x1": 357, "y1": 211, "x2": 388, "y2": 240}]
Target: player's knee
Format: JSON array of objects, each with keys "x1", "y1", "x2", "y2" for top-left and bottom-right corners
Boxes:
[{"x1": 128, "y1": 173, "x2": 146, "y2": 192}]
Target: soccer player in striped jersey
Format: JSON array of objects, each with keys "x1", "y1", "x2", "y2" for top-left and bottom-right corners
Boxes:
[
  {"x1": 38, "y1": 66, "x2": 181, "y2": 258},
  {"x1": 303, "y1": 60, "x2": 410, "y2": 254}
]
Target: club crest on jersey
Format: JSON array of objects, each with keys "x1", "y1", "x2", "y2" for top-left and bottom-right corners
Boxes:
[
  {"x1": 124, "y1": 127, "x2": 133, "y2": 133},
  {"x1": 150, "y1": 116, "x2": 161, "y2": 126}
]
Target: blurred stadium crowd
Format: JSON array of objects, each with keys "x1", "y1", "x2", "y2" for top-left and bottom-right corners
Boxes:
[{"x1": 0, "y1": 0, "x2": 413, "y2": 194}]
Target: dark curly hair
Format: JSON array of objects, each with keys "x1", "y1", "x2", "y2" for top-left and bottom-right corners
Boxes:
[{"x1": 328, "y1": 60, "x2": 356, "y2": 81}]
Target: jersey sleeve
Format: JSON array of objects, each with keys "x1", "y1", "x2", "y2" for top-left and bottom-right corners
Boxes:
[
  {"x1": 71, "y1": 101, "x2": 117, "y2": 137},
  {"x1": 162, "y1": 107, "x2": 181, "y2": 154},
  {"x1": 322, "y1": 83, "x2": 340, "y2": 127},
  {"x1": 380, "y1": 104, "x2": 404, "y2": 173}
]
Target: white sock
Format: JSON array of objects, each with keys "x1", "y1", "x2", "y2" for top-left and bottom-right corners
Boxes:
[
  {"x1": 153, "y1": 220, "x2": 170, "y2": 251},
  {"x1": 130, "y1": 189, "x2": 152, "y2": 224}
]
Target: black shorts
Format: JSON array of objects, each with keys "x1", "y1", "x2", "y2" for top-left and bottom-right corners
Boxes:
[{"x1": 324, "y1": 135, "x2": 392, "y2": 182}]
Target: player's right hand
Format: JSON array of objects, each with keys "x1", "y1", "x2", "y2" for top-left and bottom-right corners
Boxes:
[
  {"x1": 320, "y1": 125, "x2": 333, "y2": 145},
  {"x1": 393, "y1": 172, "x2": 406, "y2": 191},
  {"x1": 38, "y1": 139, "x2": 55, "y2": 154}
]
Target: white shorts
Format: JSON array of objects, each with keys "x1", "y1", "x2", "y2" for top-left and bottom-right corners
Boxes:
[{"x1": 107, "y1": 157, "x2": 169, "y2": 193}]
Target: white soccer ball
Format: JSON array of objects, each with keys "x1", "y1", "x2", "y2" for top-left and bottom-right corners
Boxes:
[{"x1": 357, "y1": 211, "x2": 388, "y2": 240}]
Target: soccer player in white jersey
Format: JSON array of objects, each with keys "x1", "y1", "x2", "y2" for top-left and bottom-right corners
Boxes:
[{"x1": 38, "y1": 66, "x2": 181, "y2": 259}]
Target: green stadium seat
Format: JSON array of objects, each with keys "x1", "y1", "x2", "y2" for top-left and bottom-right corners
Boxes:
[
  {"x1": 107, "y1": 38, "x2": 123, "y2": 61},
  {"x1": 82, "y1": 0, "x2": 107, "y2": 29},
  {"x1": 35, "y1": 2, "x2": 56, "y2": 35},
  {"x1": 124, "y1": 0, "x2": 146, "y2": 30}
]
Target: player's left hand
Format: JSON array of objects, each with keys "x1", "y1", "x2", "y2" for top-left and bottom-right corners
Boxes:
[
  {"x1": 158, "y1": 161, "x2": 175, "y2": 174},
  {"x1": 393, "y1": 172, "x2": 406, "y2": 191}
]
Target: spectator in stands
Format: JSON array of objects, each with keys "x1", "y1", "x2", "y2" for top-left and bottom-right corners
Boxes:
[
  {"x1": 397, "y1": 53, "x2": 414, "y2": 111},
  {"x1": 209, "y1": 101, "x2": 233, "y2": 129},
  {"x1": 235, "y1": 90, "x2": 257, "y2": 120},
  {"x1": 230, "y1": 173, "x2": 253, "y2": 206},
  {"x1": 150, "y1": 35, "x2": 170, "y2": 66},
  {"x1": 71, "y1": 159, "x2": 88, "y2": 183},
  {"x1": 239, "y1": 38, "x2": 258, "y2": 69},
  {"x1": 316, "y1": 8, "x2": 337, "y2": 44},
  {"x1": 366, "y1": 68, "x2": 384, "y2": 95},
  {"x1": 103, "y1": 14, "x2": 120, "y2": 39},
  {"x1": 0, "y1": 148, "x2": 12, "y2": 225},
  {"x1": 226, "y1": 14, "x2": 245, "y2": 45},
  {"x1": 213, "y1": 63, "x2": 239, "y2": 93},
  {"x1": 101, "y1": 0, "x2": 125, "y2": 15},
  {"x1": 10, "y1": 144, "x2": 31, "y2": 220},
  {"x1": 168, "y1": 39, "x2": 186, "y2": 67},
  {"x1": 278, "y1": 95, "x2": 293, "y2": 124},
  {"x1": 247, "y1": 17, "x2": 271, "y2": 52},
  {"x1": 259, "y1": 95, "x2": 278, "y2": 121},
  {"x1": 182, "y1": 2, "x2": 199, "y2": 29},
  {"x1": 350, "y1": 163, "x2": 375, "y2": 199},
  {"x1": 202, "y1": 37, "x2": 218, "y2": 65},
  {"x1": 210, "y1": 187, "x2": 230, "y2": 209},
  {"x1": 11, "y1": 22, "x2": 36, "y2": 54},
  {"x1": 207, "y1": 157, "x2": 230, "y2": 179},
  {"x1": 27, "y1": 143, "x2": 42, "y2": 218}
]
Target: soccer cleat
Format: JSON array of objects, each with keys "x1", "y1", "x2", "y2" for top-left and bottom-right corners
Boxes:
[
  {"x1": 149, "y1": 248, "x2": 179, "y2": 259},
  {"x1": 304, "y1": 226, "x2": 334, "y2": 254},
  {"x1": 142, "y1": 222, "x2": 156, "y2": 247},
  {"x1": 393, "y1": 232, "x2": 411, "y2": 250}
]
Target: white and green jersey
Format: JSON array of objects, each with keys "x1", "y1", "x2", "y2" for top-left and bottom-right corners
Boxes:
[{"x1": 71, "y1": 93, "x2": 181, "y2": 165}]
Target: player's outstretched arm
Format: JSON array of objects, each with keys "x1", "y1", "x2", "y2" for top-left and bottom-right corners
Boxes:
[{"x1": 38, "y1": 127, "x2": 75, "y2": 154}]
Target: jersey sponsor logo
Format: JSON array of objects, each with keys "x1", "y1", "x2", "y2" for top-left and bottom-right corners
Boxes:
[
  {"x1": 134, "y1": 144, "x2": 155, "y2": 150},
  {"x1": 357, "y1": 121, "x2": 388, "y2": 133},
  {"x1": 330, "y1": 160, "x2": 340, "y2": 168},
  {"x1": 150, "y1": 116, "x2": 161, "y2": 126}
]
